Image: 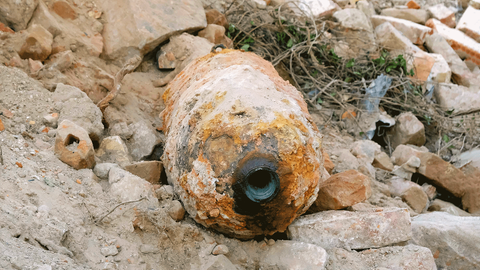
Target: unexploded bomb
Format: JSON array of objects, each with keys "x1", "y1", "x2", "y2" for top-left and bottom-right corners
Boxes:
[{"x1": 161, "y1": 49, "x2": 324, "y2": 239}]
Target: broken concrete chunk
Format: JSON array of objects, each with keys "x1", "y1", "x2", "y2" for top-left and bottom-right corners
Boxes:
[
  {"x1": 374, "y1": 22, "x2": 420, "y2": 54},
  {"x1": 334, "y1": 8, "x2": 372, "y2": 31},
  {"x1": 157, "y1": 51, "x2": 176, "y2": 70},
  {"x1": 96, "y1": 136, "x2": 132, "y2": 167},
  {"x1": 205, "y1": 9, "x2": 229, "y2": 29},
  {"x1": 100, "y1": 0, "x2": 207, "y2": 61},
  {"x1": 54, "y1": 120, "x2": 95, "y2": 170},
  {"x1": 260, "y1": 240, "x2": 328, "y2": 269},
  {"x1": 108, "y1": 167, "x2": 158, "y2": 204},
  {"x1": 429, "y1": 53, "x2": 452, "y2": 83},
  {"x1": 127, "y1": 121, "x2": 158, "y2": 161},
  {"x1": 0, "y1": 0, "x2": 38, "y2": 31},
  {"x1": 424, "y1": 33, "x2": 479, "y2": 87},
  {"x1": 198, "y1": 24, "x2": 233, "y2": 48},
  {"x1": 411, "y1": 212, "x2": 480, "y2": 269},
  {"x1": 287, "y1": 0, "x2": 337, "y2": 18},
  {"x1": 428, "y1": 199, "x2": 471, "y2": 216},
  {"x1": 373, "y1": 152, "x2": 394, "y2": 171},
  {"x1": 388, "y1": 112, "x2": 426, "y2": 149},
  {"x1": 19, "y1": 24, "x2": 53, "y2": 61},
  {"x1": 168, "y1": 200, "x2": 186, "y2": 221},
  {"x1": 401, "y1": 185, "x2": 429, "y2": 213},
  {"x1": 93, "y1": 163, "x2": 119, "y2": 179},
  {"x1": 391, "y1": 145, "x2": 467, "y2": 197},
  {"x1": 371, "y1": 15, "x2": 433, "y2": 44},
  {"x1": 350, "y1": 140, "x2": 381, "y2": 164},
  {"x1": 428, "y1": 4, "x2": 456, "y2": 28},
  {"x1": 287, "y1": 208, "x2": 412, "y2": 250},
  {"x1": 50, "y1": 1, "x2": 77, "y2": 20},
  {"x1": 380, "y1": 8, "x2": 429, "y2": 24},
  {"x1": 309, "y1": 169, "x2": 371, "y2": 212},
  {"x1": 43, "y1": 113, "x2": 59, "y2": 128},
  {"x1": 471, "y1": 0, "x2": 480, "y2": 9},
  {"x1": 53, "y1": 83, "x2": 104, "y2": 140},
  {"x1": 407, "y1": 0, "x2": 421, "y2": 9},
  {"x1": 357, "y1": 1, "x2": 376, "y2": 18},
  {"x1": 426, "y1": 18, "x2": 480, "y2": 67},
  {"x1": 327, "y1": 245, "x2": 436, "y2": 270},
  {"x1": 435, "y1": 83, "x2": 480, "y2": 115},
  {"x1": 47, "y1": 50, "x2": 74, "y2": 72},
  {"x1": 125, "y1": 161, "x2": 163, "y2": 185},
  {"x1": 201, "y1": 255, "x2": 236, "y2": 270},
  {"x1": 456, "y1": 6, "x2": 480, "y2": 43},
  {"x1": 100, "y1": 246, "x2": 118, "y2": 257}
]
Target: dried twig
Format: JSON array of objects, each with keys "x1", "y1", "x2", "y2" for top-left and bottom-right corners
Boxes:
[
  {"x1": 96, "y1": 56, "x2": 142, "y2": 113},
  {"x1": 95, "y1": 196, "x2": 146, "y2": 224}
]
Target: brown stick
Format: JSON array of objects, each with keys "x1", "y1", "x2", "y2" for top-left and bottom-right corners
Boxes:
[{"x1": 96, "y1": 56, "x2": 142, "y2": 113}]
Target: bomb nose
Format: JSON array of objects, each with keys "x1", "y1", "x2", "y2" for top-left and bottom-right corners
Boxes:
[
  {"x1": 244, "y1": 167, "x2": 279, "y2": 203},
  {"x1": 233, "y1": 155, "x2": 281, "y2": 214}
]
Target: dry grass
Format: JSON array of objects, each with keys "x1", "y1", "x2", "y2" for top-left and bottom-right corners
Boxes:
[{"x1": 224, "y1": 1, "x2": 479, "y2": 154}]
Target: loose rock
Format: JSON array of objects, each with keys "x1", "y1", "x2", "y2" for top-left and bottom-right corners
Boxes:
[
  {"x1": 54, "y1": 119, "x2": 95, "y2": 169},
  {"x1": 287, "y1": 208, "x2": 412, "y2": 250},
  {"x1": 260, "y1": 240, "x2": 328, "y2": 269},
  {"x1": 96, "y1": 136, "x2": 132, "y2": 167},
  {"x1": 327, "y1": 245, "x2": 437, "y2": 270},
  {"x1": 387, "y1": 112, "x2": 426, "y2": 149},
  {"x1": 19, "y1": 24, "x2": 53, "y2": 61},
  {"x1": 411, "y1": 212, "x2": 480, "y2": 269},
  {"x1": 168, "y1": 200, "x2": 186, "y2": 221},
  {"x1": 0, "y1": 0, "x2": 39, "y2": 31},
  {"x1": 309, "y1": 170, "x2": 372, "y2": 212},
  {"x1": 124, "y1": 161, "x2": 163, "y2": 185}
]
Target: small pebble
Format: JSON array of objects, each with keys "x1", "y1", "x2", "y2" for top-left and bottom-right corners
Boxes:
[{"x1": 212, "y1": 244, "x2": 229, "y2": 255}]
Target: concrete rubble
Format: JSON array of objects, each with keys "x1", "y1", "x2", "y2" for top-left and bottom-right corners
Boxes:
[{"x1": 0, "y1": 0, "x2": 479, "y2": 269}]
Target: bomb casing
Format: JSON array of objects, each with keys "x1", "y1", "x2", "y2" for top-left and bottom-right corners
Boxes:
[{"x1": 161, "y1": 49, "x2": 324, "y2": 239}]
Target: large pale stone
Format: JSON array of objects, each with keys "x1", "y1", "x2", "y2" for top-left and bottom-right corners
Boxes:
[
  {"x1": 260, "y1": 241, "x2": 328, "y2": 269},
  {"x1": 428, "y1": 4, "x2": 456, "y2": 28},
  {"x1": 309, "y1": 170, "x2": 372, "y2": 212},
  {"x1": 428, "y1": 199, "x2": 471, "y2": 216},
  {"x1": 380, "y1": 8, "x2": 430, "y2": 24},
  {"x1": 100, "y1": 0, "x2": 207, "y2": 61},
  {"x1": 108, "y1": 166, "x2": 158, "y2": 204},
  {"x1": 388, "y1": 112, "x2": 426, "y2": 149},
  {"x1": 0, "y1": 0, "x2": 38, "y2": 31},
  {"x1": 350, "y1": 140, "x2": 381, "y2": 164},
  {"x1": 434, "y1": 83, "x2": 480, "y2": 115},
  {"x1": 426, "y1": 18, "x2": 480, "y2": 67},
  {"x1": 30, "y1": 1, "x2": 103, "y2": 57},
  {"x1": 429, "y1": 53, "x2": 452, "y2": 83},
  {"x1": 471, "y1": 0, "x2": 480, "y2": 9},
  {"x1": 96, "y1": 136, "x2": 132, "y2": 167},
  {"x1": 456, "y1": 6, "x2": 480, "y2": 43},
  {"x1": 125, "y1": 161, "x2": 163, "y2": 184},
  {"x1": 391, "y1": 145, "x2": 467, "y2": 197},
  {"x1": 327, "y1": 245, "x2": 437, "y2": 270},
  {"x1": 424, "y1": 33, "x2": 480, "y2": 87},
  {"x1": 287, "y1": 208, "x2": 412, "y2": 250},
  {"x1": 371, "y1": 15, "x2": 433, "y2": 44},
  {"x1": 287, "y1": 0, "x2": 337, "y2": 18},
  {"x1": 411, "y1": 212, "x2": 480, "y2": 269},
  {"x1": 374, "y1": 22, "x2": 435, "y2": 81},
  {"x1": 332, "y1": 8, "x2": 376, "y2": 57},
  {"x1": 53, "y1": 83, "x2": 104, "y2": 141}
]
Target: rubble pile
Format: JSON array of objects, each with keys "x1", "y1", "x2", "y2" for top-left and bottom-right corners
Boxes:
[{"x1": 0, "y1": 0, "x2": 479, "y2": 269}]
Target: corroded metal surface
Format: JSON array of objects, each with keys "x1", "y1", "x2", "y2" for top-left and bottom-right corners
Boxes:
[{"x1": 160, "y1": 49, "x2": 324, "y2": 239}]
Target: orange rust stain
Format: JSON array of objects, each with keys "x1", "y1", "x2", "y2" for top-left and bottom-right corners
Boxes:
[
  {"x1": 433, "y1": 250, "x2": 440, "y2": 259},
  {"x1": 342, "y1": 110, "x2": 357, "y2": 119},
  {"x1": 77, "y1": 140, "x2": 89, "y2": 151},
  {"x1": 0, "y1": 118, "x2": 4, "y2": 131},
  {"x1": 16, "y1": 162, "x2": 23, "y2": 168}
]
